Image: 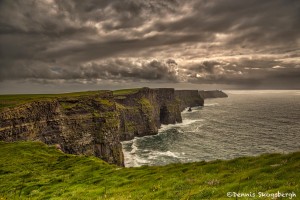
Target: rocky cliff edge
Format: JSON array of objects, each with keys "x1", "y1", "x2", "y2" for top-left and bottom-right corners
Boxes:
[
  {"x1": 0, "y1": 88, "x2": 184, "y2": 166},
  {"x1": 0, "y1": 88, "x2": 227, "y2": 166}
]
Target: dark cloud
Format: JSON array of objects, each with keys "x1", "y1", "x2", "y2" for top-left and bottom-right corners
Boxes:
[
  {"x1": 184, "y1": 57, "x2": 300, "y2": 88},
  {"x1": 151, "y1": 0, "x2": 300, "y2": 51},
  {"x1": 83, "y1": 59, "x2": 179, "y2": 82},
  {"x1": 0, "y1": 59, "x2": 179, "y2": 82},
  {"x1": 0, "y1": 0, "x2": 299, "y2": 92}
]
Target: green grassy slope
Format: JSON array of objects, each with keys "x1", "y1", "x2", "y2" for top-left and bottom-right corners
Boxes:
[{"x1": 0, "y1": 142, "x2": 299, "y2": 200}]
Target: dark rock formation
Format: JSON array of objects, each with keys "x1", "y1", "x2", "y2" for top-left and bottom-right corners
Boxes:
[
  {"x1": 198, "y1": 90, "x2": 228, "y2": 99},
  {"x1": 115, "y1": 88, "x2": 182, "y2": 141},
  {"x1": 175, "y1": 90, "x2": 204, "y2": 111}
]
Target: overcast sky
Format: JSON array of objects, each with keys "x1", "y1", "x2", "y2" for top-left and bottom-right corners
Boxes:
[{"x1": 0, "y1": 0, "x2": 300, "y2": 93}]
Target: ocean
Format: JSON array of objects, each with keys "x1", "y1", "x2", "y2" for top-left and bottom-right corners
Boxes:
[{"x1": 122, "y1": 90, "x2": 300, "y2": 167}]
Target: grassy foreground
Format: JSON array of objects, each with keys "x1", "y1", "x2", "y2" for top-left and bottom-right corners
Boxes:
[{"x1": 0, "y1": 142, "x2": 299, "y2": 200}]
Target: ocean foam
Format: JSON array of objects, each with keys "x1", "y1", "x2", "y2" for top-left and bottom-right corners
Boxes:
[
  {"x1": 130, "y1": 139, "x2": 138, "y2": 154},
  {"x1": 121, "y1": 116, "x2": 203, "y2": 167},
  {"x1": 159, "y1": 119, "x2": 202, "y2": 132},
  {"x1": 148, "y1": 150, "x2": 185, "y2": 159},
  {"x1": 204, "y1": 103, "x2": 219, "y2": 107},
  {"x1": 122, "y1": 138, "x2": 149, "y2": 167}
]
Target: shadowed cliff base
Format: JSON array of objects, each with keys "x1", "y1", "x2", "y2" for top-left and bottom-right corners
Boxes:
[{"x1": 0, "y1": 88, "x2": 227, "y2": 166}]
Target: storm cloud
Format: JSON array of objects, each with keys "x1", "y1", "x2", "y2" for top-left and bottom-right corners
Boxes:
[{"x1": 0, "y1": 0, "x2": 299, "y2": 92}]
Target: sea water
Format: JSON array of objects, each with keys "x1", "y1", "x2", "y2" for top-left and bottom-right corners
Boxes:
[{"x1": 122, "y1": 90, "x2": 300, "y2": 167}]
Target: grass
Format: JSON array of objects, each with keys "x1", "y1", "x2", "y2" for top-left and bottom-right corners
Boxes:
[
  {"x1": 0, "y1": 142, "x2": 299, "y2": 199},
  {"x1": 60, "y1": 102, "x2": 78, "y2": 110},
  {"x1": 0, "y1": 91, "x2": 109, "y2": 110},
  {"x1": 1, "y1": 88, "x2": 144, "y2": 109},
  {"x1": 112, "y1": 88, "x2": 141, "y2": 96},
  {"x1": 96, "y1": 99, "x2": 115, "y2": 107},
  {"x1": 139, "y1": 97, "x2": 152, "y2": 108}
]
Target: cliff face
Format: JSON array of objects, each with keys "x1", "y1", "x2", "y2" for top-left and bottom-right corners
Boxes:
[
  {"x1": 0, "y1": 88, "x2": 227, "y2": 166},
  {"x1": 198, "y1": 90, "x2": 228, "y2": 99},
  {"x1": 115, "y1": 88, "x2": 182, "y2": 141},
  {"x1": 0, "y1": 92, "x2": 124, "y2": 166},
  {"x1": 0, "y1": 88, "x2": 182, "y2": 166},
  {"x1": 175, "y1": 90, "x2": 204, "y2": 111}
]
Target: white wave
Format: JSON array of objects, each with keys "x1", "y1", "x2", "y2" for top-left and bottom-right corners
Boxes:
[
  {"x1": 179, "y1": 119, "x2": 204, "y2": 126},
  {"x1": 130, "y1": 139, "x2": 138, "y2": 154},
  {"x1": 124, "y1": 155, "x2": 149, "y2": 167},
  {"x1": 159, "y1": 119, "x2": 202, "y2": 132},
  {"x1": 121, "y1": 117, "x2": 203, "y2": 167},
  {"x1": 204, "y1": 103, "x2": 219, "y2": 107},
  {"x1": 121, "y1": 140, "x2": 133, "y2": 145},
  {"x1": 193, "y1": 124, "x2": 204, "y2": 132},
  {"x1": 134, "y1": 156, "x2": 150, "y2": 165},
  {"x1": 148, "y1": 150, "x2": 185, "y2": 159},
  {"x1": 122, "y1": 138, "x2": 150, "y2": 167}
]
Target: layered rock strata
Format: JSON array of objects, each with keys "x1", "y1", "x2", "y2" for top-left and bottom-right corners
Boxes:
[
  {"x1": 115, "y1": 88, "x2": 182, "y2": 141},
  {"x1": 175, "y1": 90, "x2": 204, "y2": 111},
  {"x1": 0, "y1": 92, "x2": 124, "y2": 166}
]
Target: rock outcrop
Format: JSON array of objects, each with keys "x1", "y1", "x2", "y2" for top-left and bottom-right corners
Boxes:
[
  {"x1": 115, "y1": 88, "x2": 182, "y2": 141},
  {"x1": 175, "y1": 90, "x2": 204, "y2": 111},
  {"x1": 199, "y1": 90, "x2": 228, "y2": 99}
]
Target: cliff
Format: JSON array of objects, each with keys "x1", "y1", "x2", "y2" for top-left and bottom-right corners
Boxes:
[
  {"x1": 175, "y1": 90, "x2": 204, "y2": 111},
  {"x1": 198, "y1": 90, "x2": 228, "y2": 99},
  {"x1": 0, "y1": 88, "x2": 228, "y2": 166},
  {"x1": 0, "y1": 91, "x2": 124, "y2": 166},
  {"x1": 0, "y1": 88, "x2": 182, "y2": 166},
  {"x1": 115, "y1": 87, "x2": 182, "y2": 141}
]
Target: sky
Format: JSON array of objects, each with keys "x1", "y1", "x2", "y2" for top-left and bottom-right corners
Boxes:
[{"x1": 0, "y1": 0, "x2": 300, "y2": 94}]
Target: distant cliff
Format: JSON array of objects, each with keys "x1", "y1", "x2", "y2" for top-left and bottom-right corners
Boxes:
[
  {"x1": 175, "y1": 90, "x2": 204, "y2": 111},
  {"x1": 199, "y1": 90, "x2": 228, "y2": 99}
]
